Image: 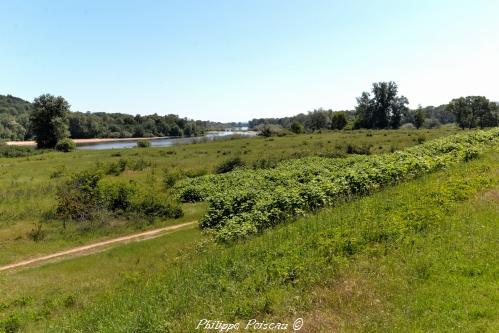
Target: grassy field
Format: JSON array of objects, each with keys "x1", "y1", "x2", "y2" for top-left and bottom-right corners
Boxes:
[
  {"x1": 0, "y1": 127, "x2": 458, "y2": 265},
  {"x1": 0, "y1": 128, "x2": 497, "y2": 332}
]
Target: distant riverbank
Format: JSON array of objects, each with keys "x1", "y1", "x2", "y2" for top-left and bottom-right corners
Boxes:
[
  {"x1": 6, "y1": 131, "x2": 257, "y2": 150},
  {"x1": 5, "y1": 136, "x2": 169, "y2": 147}
]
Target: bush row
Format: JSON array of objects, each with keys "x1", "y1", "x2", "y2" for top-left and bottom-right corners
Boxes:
[
  {"x1": 175, "y1": 129, "x2": 499, "y2": 241},
  {"x1": 56, "y1": 170, "x2": 182, "y2": 223},
  {"x1": 0, "y1": 142, "x2": 44, "y2": 158}
]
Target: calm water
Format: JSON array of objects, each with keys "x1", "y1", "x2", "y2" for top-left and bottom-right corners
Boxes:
[{"x1": 77, "y1": 131, "x2": 257, "y2": 150}]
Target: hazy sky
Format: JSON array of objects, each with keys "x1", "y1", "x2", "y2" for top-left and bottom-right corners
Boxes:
[{"x1": 1, "y1": 0, "x2": 498, "y2": 122}]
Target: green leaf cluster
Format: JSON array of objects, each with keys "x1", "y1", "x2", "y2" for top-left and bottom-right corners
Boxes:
[{"x1": 176, "y1": 129, "x2": 499, "y2": 241}]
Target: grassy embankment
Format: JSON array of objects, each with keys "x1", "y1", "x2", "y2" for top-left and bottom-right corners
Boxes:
[
  {"x1": 60, "y1": 148, "x2": 499, "y2": 332},
  {"x1": 0, "y1": 129, "x2": 497, "y2": 332},
  {"x1": 0, "y1": 127, "x2": 457, "y2": 265}
]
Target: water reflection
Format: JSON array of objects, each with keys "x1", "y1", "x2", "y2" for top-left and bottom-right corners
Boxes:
[{"x1": 77, "y1": 131, "x2": 257, "y2": 150}]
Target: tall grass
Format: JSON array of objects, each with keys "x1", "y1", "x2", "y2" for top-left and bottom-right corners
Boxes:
[
  {"x1": 0, "y1": 127, "x2": 460, "y2": 264},
  {"x1": 43, "y1": 148, "x2": 499, "y2": 333}
]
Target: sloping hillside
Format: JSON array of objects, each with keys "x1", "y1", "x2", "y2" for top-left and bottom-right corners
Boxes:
[{"x1": 0, "y1": 95, "x2": 32, "y2": 140}]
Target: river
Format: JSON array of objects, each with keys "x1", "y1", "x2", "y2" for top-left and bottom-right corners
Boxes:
[{"x1": 77, "y1": 131, "x2": 257, "y2": 150}]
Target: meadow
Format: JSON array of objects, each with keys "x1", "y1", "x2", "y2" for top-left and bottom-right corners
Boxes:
[
  {"x1": 0, "y1": 127, "x2": 458, "y2": 265},
  {"x1": 1, "y1": 125, "x2": 498, "y2": 332}
]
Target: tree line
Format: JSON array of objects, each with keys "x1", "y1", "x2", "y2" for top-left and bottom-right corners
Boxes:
[
  {"x1": 0, "y1": 94, "x2": 233, "y2": 142},
  {"x1": 2, "y1": 85, "x2": 498, "y2": 145},
  {"x1": 249, "y1": 81, "x2": 498, "y2": 133}
]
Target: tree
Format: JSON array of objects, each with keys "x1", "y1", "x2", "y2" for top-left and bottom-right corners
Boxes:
[
  {"x1": 30, "y1": 94, "x2": 70, "y2": 148},
  {"x1": 354, "y1": 92, "x2": 373, "y2": 129},
  {"x1": 389, "y1": 95, "x2": 408, "y2": 129},
  {"x1": 414, "y1": 106, "x2": 425, "y2": 129},
  {"x1": 447, "y1": 97, "x2": 469, "y2": 129},
  {"x1": 290, "y1": 121, "x2": 304, "y2": 134},
  {"x1": 477, "y1": 101, "x2": 498, "y2": 128},
  {"x1": 354, "y1": 81, "x2": 408, "y2": 129},
  {"x1": 447, "y1": 96, "x2": 498, "y2": 129},
  {"x1": 306, "y1": 109, "x2": 331, "y2": 131},
  {"x1": 330, "y1": 112, "x2": 348, "y2": 130}
]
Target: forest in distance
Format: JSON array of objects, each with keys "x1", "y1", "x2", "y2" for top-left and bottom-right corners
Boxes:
[
  {"x1": 1, "y1": 81, "x2": 498, "y2": 143},
  {"x1": 0, "y1": 94, "x2": 245, "y2": 141}
]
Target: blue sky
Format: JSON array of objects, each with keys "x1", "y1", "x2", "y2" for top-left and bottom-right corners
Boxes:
[{"x1": 1, "y1": 0, "x2": 498, "y2": 122}]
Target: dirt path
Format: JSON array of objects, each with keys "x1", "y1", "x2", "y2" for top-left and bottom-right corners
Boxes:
[{"x1": 0, "y1": 221, "x2": 196, "y2": 272}]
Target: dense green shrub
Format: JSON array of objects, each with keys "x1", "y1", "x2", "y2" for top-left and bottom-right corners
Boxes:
[
  {"x1": 215, "y1": 156, "x2": 246, "y2": 174},
  {"x1": 163, "y1": 169, "x2": 183, "y2": 188},
  {"x1": 101, "y1": 181, "x2": 136, "y2": 212},
  {"x1": 56, "y1": 169, "x2": 182, "y2": 223},
  {"x1": 136, "y1": 139, "x2": 151, "y2": 148},
  {"x1": 56, "y1": 170, "x2": 104, "y2": 222},
  {"x1": 176, "y1": 129, "x2": 499, "y2": 242},
  {"x1": 0, "y1": 142, "x2": 42, "y2": 158},
  {"x1": 132, "y1": 194, "x2": 183, "y2": 220},
  {"x1": 290, "y1": 121, "x2": 305, "y2": 134},
  {"x1": 178, "y1": 187, "x2": 204, "y2": 203},
  {"x1": 330, "y1": 112, "x2": 348, "y2": 130},
  {"x1": 256, "y1": 124, "x2": 288, "y2": 137},
  {"x1": 105, "y1": 159, "x2": 128, "y2": 176},
  {"x1": 55, "y1": 138, "x2": 76, "y2": 152}
]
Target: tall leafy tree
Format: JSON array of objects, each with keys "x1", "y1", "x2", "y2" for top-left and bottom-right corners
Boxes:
[
  {"x1": 30, "y1": 94, "x2": 70, "y2": 148},
  {"x1": 330, "y1": 112, "x2": 348, "y2": 130},
  {"x1": 354, "y1": 81, "x2": 408, "y2": 129},
  {"x1": 389, "y1": 95, "x2": 409, "y2": 129},
  {"x1": 414, "y1": 106, "x2": 425, "y2": 129},
  {"x1": 354, "y1": 92, "x2": 373, "y2": 129},
  {"x1": 447, "y1": 96, "x2": 498, "y2": 129},
  {"x1": 447, "y1": 97, "x2": 470, "y2": 129},
  {"x1": 476, "y1": 100, "x2": 498, "y2": 128},
  {"x1": 306, "y1": 109, "x2": 331, "y2": 131}
]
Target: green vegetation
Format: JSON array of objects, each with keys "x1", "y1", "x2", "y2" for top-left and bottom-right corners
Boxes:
[
  {"x1": 136, "y1": 139, "x2": 151, "y2": 148},
  {"x1": 248, "y1": 83, "x2": 498, "y2": 134},
  {"x1": 1, "y1": 144, "x2": 495, "y2": 332},
  {"x1": 0, "y1": 95, "x2": 33, "y2": 140},
  {"x1": 176, "y1": 129, "x2": 498, "y2": 241},
  {"x1": 250, "y1": 108, "x2": 353, "y2": 133},
  {"x1": 330, "y1": 112, "x2": 348, "y2": 130},
  {"x1": 290, "y1": 121, "x2": 304, "y2": 134},
  {"x1": 54, "y1": 169, "x2": 182, "y2": 225},
  {"x1": 255, "y1": 123, "x2": 289, "y2": 137},
  {"x1": 54, "y1": 138, "x2": 75, "y2": 152},
  {"x1": 414, "y1": 105, "x2": 425, "y2": 129},
  {"x1": 30, "y1": 94, "x2": 71, "y2": 149},
  {"x1": 0, "y1": 227, "x2": 202, "y2": 333},
  {"x1": 0, "y1": 128, "x2": 458, "y2": 266},
  {"x1": 354, "y1": 81, "x2": 408, "y2": 129},
  {"x1": 447, "y1": 96, "x2": 498, "y2": 129},
  {"x1": 0, "y1": 143, "x2": 44, "y2": 158},
  {"x1": 1, "y1": 126, "x2": 497, "y2": 332},
  {"x1": 0, "y1": 94, "x2": 234, "y2": 141},
  {"x1": 214, "y1": 156, "x2": 246, "y2": 174}
]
